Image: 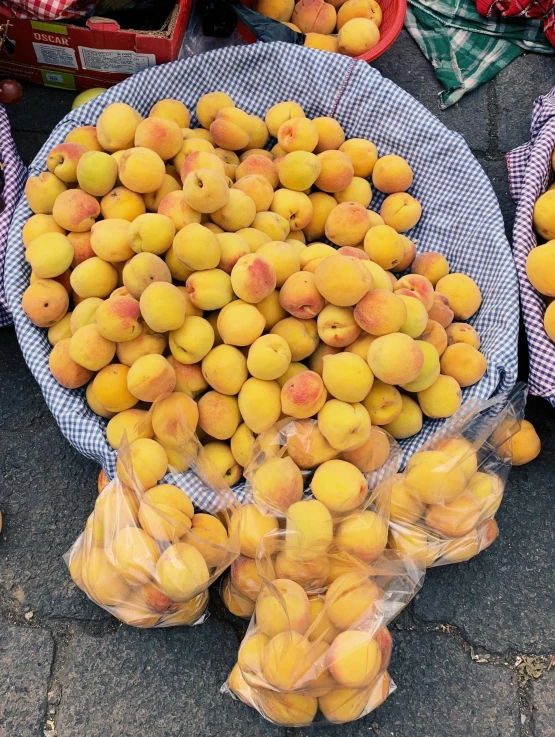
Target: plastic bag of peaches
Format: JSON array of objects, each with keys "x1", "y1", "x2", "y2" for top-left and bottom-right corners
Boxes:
[
  {"x1": 388, "y1": 383, "x2": 527, "y2": 568},
  {"x1": 65, "y1": 396, "x2": 242, "y2": 627},
  {"x1": 223, "y1": 531, "x2": 424, "y2": 727},
  {"x1": 221, "y1": 416, "x2": 402, "y2": 617}
]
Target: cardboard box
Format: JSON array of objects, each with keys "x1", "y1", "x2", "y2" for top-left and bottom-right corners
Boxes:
[{"x1": 0, "y1": 0, "x2": 193, "y2": 91}]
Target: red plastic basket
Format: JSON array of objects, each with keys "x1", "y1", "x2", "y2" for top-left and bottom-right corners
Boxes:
[{"x1": 237, "y1": 0, "x2": 406, "y2": 63}]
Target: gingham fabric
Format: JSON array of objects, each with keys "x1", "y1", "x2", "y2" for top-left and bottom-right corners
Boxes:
[
  {"x1": 5, "y1": 43, "x2": 519, "y2": 509},
  {"x1": 476, "y1": 0, "x2": 555, "y2": 48},
  {"x1": 0, "y1": 0, "x2": 96, "y2": 20},
  {"x1": 0, "y1": 106, "x2": 26, "y2": 327},
  {"x1": 406, "y1": 0, "x2": 554, "y2": 108},
  {"x1": 507, "y1": 86, "x2": 555, "y2": 405}
]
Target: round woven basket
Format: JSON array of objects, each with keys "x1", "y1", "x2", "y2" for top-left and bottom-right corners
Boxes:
[{"x1": 5, "y1": 43, "x2": 518, "y2": 506}]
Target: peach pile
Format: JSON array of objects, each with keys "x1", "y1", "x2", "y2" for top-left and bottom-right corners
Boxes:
[
  {"x1": 257, "y1": 0, "x2": 384, "y2": 57},
  {"x1": 220, "y1": 413, "x2": 395, "y2": 618},
  {"x1": 67, "y1": 461, "x2": 238, "y2": 627},
  {"x1": 528, "y1": 185, "x2": 555, "y2": 350},
  {"x1": 388, "y1": 436, "x2": 505, "y2": 566},
  {"x1": 224, "y1": 530, "x2": 420, "y2": 726},
  {"x1": 21, "y1": 93, "x2": 488, "y2": 513}
]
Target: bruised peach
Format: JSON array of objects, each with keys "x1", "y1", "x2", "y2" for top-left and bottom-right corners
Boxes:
[
  {"x1": 421, "y1": 319, "x2": 448, "y2": 356},
  {"x1": 446, "y1": 322, "x2": 481, "y2": 349}
]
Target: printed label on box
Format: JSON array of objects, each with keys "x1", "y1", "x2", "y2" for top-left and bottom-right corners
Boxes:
[
  {"x1": 32, "y1": 43, "x2": 78, "y2": 70},
  {"x1": 78, "y1": 47, "x2": 156, "y2": 74}
]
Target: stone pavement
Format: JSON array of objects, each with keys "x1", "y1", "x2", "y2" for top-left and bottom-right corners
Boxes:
[{"x1": 1, "y1": 32, "x2": 555, "y2": 737}]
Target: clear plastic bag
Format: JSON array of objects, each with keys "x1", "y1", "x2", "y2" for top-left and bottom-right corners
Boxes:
[
  {"x1": 220, "y1": 418, "x2": 402, "y2": 616},
  {"x1": 388, "y1": 383, "x2": 527, "y2": 567},
  {"x1": 223, "y1": 531, "x2": 424, "y2": 726},
  {"x1": 65, "y1": 400, "x2": 241, "y2": 627}
]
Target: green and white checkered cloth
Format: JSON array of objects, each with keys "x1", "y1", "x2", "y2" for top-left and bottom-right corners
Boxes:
[{"x1": 406, "y1": 0, "x2": 554, "y2": 107}]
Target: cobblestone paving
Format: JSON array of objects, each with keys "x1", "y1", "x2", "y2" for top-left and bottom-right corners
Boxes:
[{"x1": 1, "y1": 35, "x2": 554, "y2": 736}]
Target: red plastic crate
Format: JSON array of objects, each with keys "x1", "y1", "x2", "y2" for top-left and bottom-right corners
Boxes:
[{"x1": 238, "y1": 0, "x2": 406, "y2": 62}]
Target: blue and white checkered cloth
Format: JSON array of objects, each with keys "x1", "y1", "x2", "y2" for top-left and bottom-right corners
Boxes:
[
  {"x1": 507, "y1": 86, "x2": 555, "y2": 406},
  {"x1": 0, "y1": 105, "x2": 26, "y2": 327},
  {"x1": 4, "y1": 43, "x2": 519, "y2": 508}
]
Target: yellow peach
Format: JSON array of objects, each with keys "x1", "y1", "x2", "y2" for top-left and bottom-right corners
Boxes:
[
  {"x1": 286, "y1": 499, "x2": 334, "y2": 560},
  {"x1": 126, "y1": 354, "x2": 176, "y2": 402},
  {"x1": 337, "y1": 17, "x2": 380, "y2": 56},
  {"x1": 383, "y1": 395, "x2": 423, "y2": 439},
  {"x1": 317, "y1": 399, "x2": 371, "y2": 451},
  {"x1": 435, "y1": 273, "x2": 482, "y2": 319},
  {"x1": 368, "y1": 333, "x2": 424, "y2": 385},
  {"x1": 322, "y1": 352, "x2": 373, "y2": 402},
  {"x1": 52, "y1": 189, "x2": 100, "y2": 232},
  {"x1": 315, "y1": 150, "x2": 354, "y2": 193},
  {"x1": 238, "y1": 377, "x2": 282, "y2": 433},
  {"x1": 363, "y1": 224, "x2": 404, "y2": 269},
  {"x1": 100, "y1": 186, "x2": 146, "y2": 222},
  {"x1": 380, "y1": 192, "x2": 422, "y2": 232},
  {"x1": 372, "y1": 154, "x2": 413, "y2": 193},
  {"x1": 354, "y1": 289, "x2": 407, "y2": 336},
  {"x1": 186, "y1": 268, "x2": 233, "y2": 310},
  {"x1": 96, "y1": 102, "x2": 142, "y2": 151},
  {"x1": 117, "y1": 146, "x2": 165, "y2": 195},
  {"x1": 202, "y1": 344, "x2": 248, "y2": 394},
  {"x1": 25, "y1": 172, "x2": 67, "y2": 215},
  {"x1": 417, "y1": 374, "x2": 462, "y2": 418},
  {"x1": 499, "y1": 419, "x2": 541, "y2": 466},
  {"x1": 325, "y1": 572, "x2": 380, "y2": 630},
  {"x1": 140, "y1": 282, "x2": 186, "y2": 332},
  {"x1": 149, "y1": 98, "x2": 190, "y2": 128},
  {"x1": 339, "y1": 138, "x2": 378, "y2": 178},
  {"x1": 252, "y1": 456, "x2": 304, "y2": 511},
  {"x1": 197, "y1": 391, "x2": 241, "y2": 440},
  {"x1": 334, "y1": 177, "x2": 373, "y2": 207},
  {"x1": 440, "y1": 343, "x2": 487, "y2": 387}
]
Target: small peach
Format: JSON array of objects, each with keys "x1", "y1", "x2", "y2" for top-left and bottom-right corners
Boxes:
[
  {"x1": 238, "y1": 378, "x2": 282, "y2": 433},
  {"x1": 435, "y1": 273, "x2": 482, "y2": 320},
  {"x1": 210, "y1": 107, "x2": 253, "y2": 151},
  {"x1": 271, "y1": 317, "x2": 319, "y2": 360},
  {"x1": 186, "y1": 269, "x2": 233, "y2": 310},
  {"x1": 118, "y1": 147, "x2": 166, "y2": 194},
  {"x1": 380, "y1": 192, "x2": 422, "y2": 232},
  {"x1": 46, "y1": 142, "x2": 87, "y2": 183},
  {"x1": 417, "y1": 374, "x2": 462, "y2": 418},
  {"x1": 281, "y1": 369, "x2": 327, "y2": 419},
  {"x1": 197, "y1": 391, "x2": 241, "y2": 440},
  {"x1": 372, "y1": 154, "x2": 413, "y2": 193},
  {"x1": 446, "y1": 322, "x2": 481, "y2": 349},
  {"x1": 25, "y1": 172, "x2": 67, "y2": 215},
  {"x1": 337, "y1": 17, "x2": 380, "y2": 56},
  {"x1": 315, "y1": 150, "x2": 354, "y2": 193},
  {"x1": 354, "y1": 289, "x2": 406, "y2": 336},
  {"x1": 279, "y1": 271, "x2": 325, "y2": 319},
  {"x1": 334, "y1": 177, "x2": 373, "y2": 208},
  {"x1": 421, "y1": 319, "x2": 448, "y2": 356},
  {"x1": 428, "y1": 293, "x2": 455, "y2": 328},
  {"x1": 127, "y1": 354, "x2": 176, "y2": 402},
  {"x1": 340, "y1": 425, "x2": 390, "y2": 473},
  {"x1": 440, "y1": 343, "x2": 487, "y2": 387},
  {"x1": 412, "y1": 251, "x2": 449, "y2": 285},
  {"x1": 394, "y1": 273, "x2": 435, "y2": 311},
  {"x1": 157, "y1": 190, "x2": 202, "y2": 231},
  {"x1": 99, "y1": 186, "x2": 146, "y2": 222},
  {"x1": 52, "y1": 189, "x2": 100, "y2": 232},
  {"x1": 339, "y1": 138, "x2": 378, "y2": 178},
  {"x1": 303, "y1": 192, "x2": 337, "y2": 242},
  {"x1": 363, "y1": 224, "x2": 404, "y2": 269},
  {"x1": 317, "y1": 304, "x2": 361, "y2": 347},
  {"x1": 368, "y1": 333, "x2": 424, "y2": 385}
]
